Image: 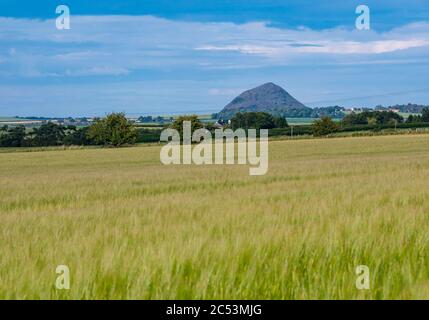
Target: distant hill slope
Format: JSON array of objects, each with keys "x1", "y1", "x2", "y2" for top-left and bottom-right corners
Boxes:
[{"x1": 217, "y1": 82, "x2": 311, "y2": 119}]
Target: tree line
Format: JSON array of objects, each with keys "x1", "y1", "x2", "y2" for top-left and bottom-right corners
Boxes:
[
  {"x1": 313, "y1": 108, "x2": 429, "y2": 136},
  {"x1": 228, "y1": 112, "x2": 288, "y2": 130},
  {"x1": 405, "y1": 108, "x2": 429, "y2": 123},
  {"x1": 0, "y1": 113, "x2": 137, "y2": 148},
  {"x1": 2, "y1": 110, "x2": 429, "y2": 147}
]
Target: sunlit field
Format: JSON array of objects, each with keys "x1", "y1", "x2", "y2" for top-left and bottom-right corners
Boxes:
[{"x1": 1, "y1": 134, "x2": 429, "y2": 299}]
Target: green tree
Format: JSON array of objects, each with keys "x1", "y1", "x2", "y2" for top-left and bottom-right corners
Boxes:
[
  {"x1": 312, "y1": 117, "x2": 339, "y2": 136},
  {"x1": 230, "y1": 112, "x2": 288, "y2": 130},
  {"x1": 406, "y1": 115, "x2": 415, "y2": 123},
  {"x1": 30, "y1": 122, "x2": 65, "y2": 146},
  {"x1": 0, "y1": 125, "x2": 26, "y2": 147},
  {"x1": 170, "y1": 115, "x2": 204, "y2": 141},
  {"x1": 421, "y1": 107, "x2": 429, "y2": 122},
  {"x1": 273, "y1": 116, "x2": 289, "y2": 128},
  {"x1": 375, "y1": 111, "x2": 403, "y2": 124},
  {"x1": 342, "y1": 112, "x2": 369, "y2": 125},
  {"x1": 63, "y1": 127, "x2": 95, "y2": 146},
  {"x1": 88, "y1": 113, "x2": 138, "y2": 147},
  {"x1": 342, "y1": 111, "x2": 403, "y2": 126}
]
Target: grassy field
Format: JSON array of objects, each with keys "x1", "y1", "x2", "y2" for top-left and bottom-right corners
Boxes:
[
  {"x1": 1, "y1": 135, "x2": 429, "y2": 299},
  {"x1": 286, "y1": 117, "x2": 317, "y2": 125}
]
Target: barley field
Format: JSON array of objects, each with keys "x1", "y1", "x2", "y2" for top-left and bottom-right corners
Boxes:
[{"x1": 1, "y1": 135, "x2": 429, "y2": 299}]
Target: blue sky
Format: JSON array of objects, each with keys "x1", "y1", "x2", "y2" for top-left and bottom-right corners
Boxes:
[{"x1": 0, "y1": 0, "x2": 428, "y2": 117}]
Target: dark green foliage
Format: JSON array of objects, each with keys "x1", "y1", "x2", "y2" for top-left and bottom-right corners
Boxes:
[
  {"x1": 342, "y1": 111, "x2": 404, "y2": 126},
  {"x1": 87, "y1": 113, "x2": 138, "y2": 147},
  {"x1": 375, "y1": 111, "x2": 403, "y2": 124},
  {"x1": 0, "y1": 125, "x2": 26, "y2": 147},
  {"x1": 269, "y1": 126, "x2": 313, "y2": 137},
  {"x1": 170, "y1": 115, "x2": 204, "y2": 141},
  {"x1": 0, "y1": 114, "x2": 159, "y2": 148},
  {"x1": 405, "y1": 108, "x2": 429, "y2": 123},
  {"x1": 136, "y1": 128, "x2": 162, "y2": 143},
  {"x1": 267, "y1": 121, "x2": 429, "y2": 138},
  {"x1": 30, "y1": 122, "x2": 66, "y2": 146},
  {"x1": 219, "y1": 106, "x2": 345, "y2": 120},
  {"x1": 273, "y1": 116, "x2": 289, "y2": 129},
  {"x1": 230, "y1": 112, "x2": 288, "y2": 130},
  {"x1": 342, "y1": 112, "x2": 369, "y2": 125},
  {"x1": 406, "y1": 115, "x2": 418, "y2": 123},
  {"x1": 422, "y1": 107, "x2": 429, "y2": 122},
  {"x1": 312, "y1": 117, "x2": 339, "y2": 136},
  {"x1": 3, "y1": 108, "x2": 429, "y2": 148},
  {"x1": 63, "y1": 127, "x2": 95, "y2": 146}
]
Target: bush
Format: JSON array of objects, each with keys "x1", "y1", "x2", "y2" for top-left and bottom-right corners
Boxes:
[{"x1": 312, "y1": 117, "x2": 339, "y2": 136}]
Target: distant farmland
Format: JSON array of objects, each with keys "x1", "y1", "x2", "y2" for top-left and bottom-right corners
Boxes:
[
  {"x1": 286, "y1": 117, "x2": 318, "y2": 125},
  {"x1": 1, "y1": 135, "x2": 429, "y2": 299}
]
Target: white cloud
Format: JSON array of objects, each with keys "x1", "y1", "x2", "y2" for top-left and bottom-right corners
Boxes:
[
  {"x1": 65, "y1": 67, "x2": 130, "y2": 76},
  {"x1": 0, "y1": 16, "x2": 428, "y2": 78},
  {"x1": 54, "y1": 51, "x2": 109, "y2": 61},
  {"x1": 195, "y1": 22, "x2": 429, "y2": 57},
  {"x1": 197, "y1": 39, "x2": 429, "y2": 55},
  {"x1": 0, "y1": 15, "x2": 429, "y2": 116}
]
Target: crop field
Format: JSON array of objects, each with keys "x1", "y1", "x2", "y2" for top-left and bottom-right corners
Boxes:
[{"x1": 1, "y1": 135, "x2": 429, "y2": 299}]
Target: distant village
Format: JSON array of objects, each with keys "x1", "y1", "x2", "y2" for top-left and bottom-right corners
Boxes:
[
  {"x1": 2, "y1": 103, "x2": 427, "y2": 128},
  {"x1": 3, "y1": 115, "x2": 174, "y2": 127}
]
